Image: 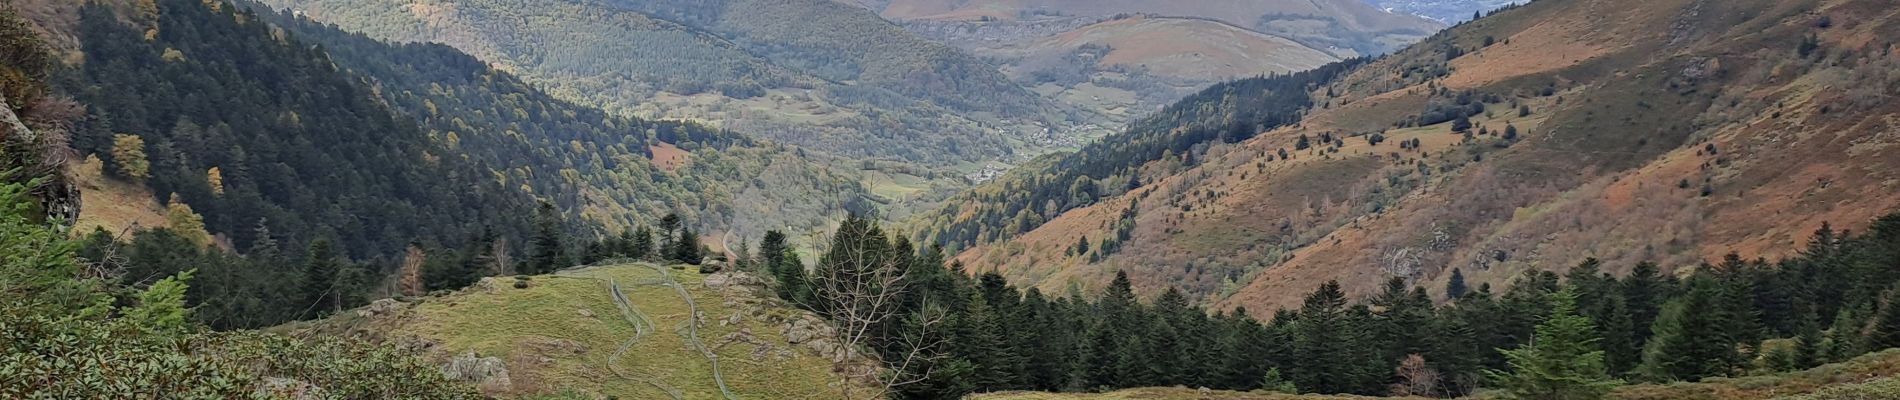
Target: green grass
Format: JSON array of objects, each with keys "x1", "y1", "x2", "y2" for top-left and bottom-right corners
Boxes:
[
  {"x1": 865, "y1": 170, "x2": 931, "y2": 201},
  {"x1": 319, "y1": 263, "x2": 859, "y2": 399}
]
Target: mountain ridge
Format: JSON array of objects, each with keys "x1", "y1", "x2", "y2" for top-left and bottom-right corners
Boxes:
[{"x1": 938, "y1": 0, "x2": 1900, "y2": 314}]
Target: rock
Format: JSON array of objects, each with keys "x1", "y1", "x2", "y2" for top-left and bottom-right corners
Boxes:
[
  {"x1": 355, "y1": 298, "x2": 408, "y2": 318},
  {"x1": 697, "y1": 261, "x2": 725, "y2": 274},
  {"x1": 441, "y1": 351, "x2": 512, "y2": 394},
  {"x1": 704, "y1": 271, "x2": 765, "y2": 289},
  {"x1": 390, "y1": 334, "x2": 439, "y2": 353},
  {"x1": 782, "y1": 314, "x2": 851, "y2": 360},
  {"x1": 523, "y1": 337, "x2": 589, "y2": 356},
  {"x1": 472, "y1": 278, "x2": 500, "y2": 294},
  {"x1": 577, "y1": 308, "x2": 596, "y2": 318},
  {"x1": 253, "y1": 377, "x2": 326, "y2": 400}
]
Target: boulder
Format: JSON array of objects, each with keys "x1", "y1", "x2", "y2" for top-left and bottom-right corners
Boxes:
[
  {"x1": 355, "y1": 298, "x2": 408, "y2": 318},
  {"x1": 440, "y1": 351, "x2": 512, "y2": 393}
]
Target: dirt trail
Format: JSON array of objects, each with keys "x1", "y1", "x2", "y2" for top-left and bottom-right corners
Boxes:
[{"x1": 564, "y1": 263, "x2": 738, "y2": 400}]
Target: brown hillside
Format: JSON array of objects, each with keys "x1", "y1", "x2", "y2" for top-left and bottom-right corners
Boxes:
[
  {"x1": 953, "y1": 0, "x2": 1900, "y2": 314},
  {"x1": 874, "y1": 0, "x2": 1439, "y2": 34},
  {"x1": 1019, "y1": 16, "x2": 1340, "y2": 82},
  {"x1": 872, "y1": 0, "x2": 1442, "y2": 56}
]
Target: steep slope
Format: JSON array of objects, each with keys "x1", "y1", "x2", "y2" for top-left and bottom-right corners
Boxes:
[
  {"x1": 52, "y1": 0, "x2": 538, "y2": 257},
  {"x1": 870, "y1": 0, "x2": 1444, "y2": 56},
  {"x1": 968, "y1": 15, "x2": 1343, "y2": 121},
  {"x1": 30, "y1": 0, "x2": 873, "y2": 256},
  {"x1": 940, "y1": 0, "x2": 1900, "y2": 313},
  {"x1": 250, "y1": 3, "x2": 872, "y2": 244},
  {"x1": 260, "y1": 0, "x2": 1068, "y2": 166},
  {"x1": 283, "y1": 264, "x2": 877, "y2": 399}
]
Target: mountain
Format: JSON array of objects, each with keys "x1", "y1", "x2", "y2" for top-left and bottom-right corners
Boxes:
[
  {"x1": 257, "y1": 0, "x2": 1073, "y2": 166},
  {"x1": 864, "y1": 0, "x2": 1444, "y2": 56},
  {"x1": 26, "y1": 0, "x2": 881, "y2": 257},
  {"x1": 49, "y1": 0, "x2": 540, "y2": 258},
  {"x1": 929, "y1": 0, "x2": 1900, "y2": 313},
  {"x1": 248, "y1": 2, "x2": 874, "y2": 245},
  {"x1": 919, "y1": 14, "x2": 1344, "y2": 122}
]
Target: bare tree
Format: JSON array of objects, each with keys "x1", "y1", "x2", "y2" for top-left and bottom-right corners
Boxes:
[
  {"x1": 801, "y1": 219, "x2": 947, "y2": 400},
  {"x1": 398, "y1": 245, "x2": 425, "y2": 296},
  {"x1": 1391, "y1": 353, "x2": 1442, "y2": 397},
  {"x1": 488, "y1": 239, "x2": 512, "y2": 277}
]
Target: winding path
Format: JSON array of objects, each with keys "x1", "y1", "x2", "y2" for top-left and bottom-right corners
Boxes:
[{"x1": 563, "y1": 263, "x2": 737, "y2": 400}]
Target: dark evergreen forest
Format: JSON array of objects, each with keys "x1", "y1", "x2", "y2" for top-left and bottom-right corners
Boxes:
[
  {"x1": 770, "y1": 214, "x2": 1900, "y2": 398},
  {"x1": 913, "y1": 59, "x2": 1370, "y2": 251}
]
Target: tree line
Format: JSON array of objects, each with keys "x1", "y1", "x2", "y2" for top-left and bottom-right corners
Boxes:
[
  {"x1": 72, "y1": 201, "x2": 716, "y2": 330},
  {"x1": 762, "y1": 213, "x2": 1900, "y2": 398},
  {"x1": 912, "y1": 58, "x2": 1370, "y2": 253}
]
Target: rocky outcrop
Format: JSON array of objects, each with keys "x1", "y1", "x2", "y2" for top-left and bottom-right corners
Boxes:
[
  {"x1": 355, "y1": 298, "x2": 409, "y2": 318},
  {"x1": 440, "y1": 351, "x2": 512, "y2": 393}
]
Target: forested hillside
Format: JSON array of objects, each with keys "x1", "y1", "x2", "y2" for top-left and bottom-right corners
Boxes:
[
  {"x1": 940, "y1": 0, "x2": 1900, "y2": 315},
  {"x1": 0, "y1": 0, "x2": 886, "y2": 337},
  {"x1": 3, "y1": 6, "x2": 479, "y2": 395},
  {"x1": 249, "y1": 2, "x2": 873, "y2": 243},
  {"x1": 61, "y1": 0, "x2": 535, "y2": 258},
  {"x1": 910, "y1": 59, "x2": 1368, "y2": 252},
  {"x1": 258, "y1": 0, "x2": 1074, "y2": 166}
]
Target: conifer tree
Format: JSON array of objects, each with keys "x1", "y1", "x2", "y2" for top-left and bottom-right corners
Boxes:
[
  {"x1": 528, "y1": 201, "x2": 566, "y2": 273},
  {"x1": 955, "y1": 290, "x2": 1019, "y2": 391},
  {"x1": 1866, "y1": 288, "x2": 1900, "y2": 350},
  {"x1": 1824, "y1": 299, "x2": 1873, "y2": 362},
  {"x1": 1291, "y1": 281, "x2": 1358, "y2": 394},
  {"x1": 629, "y1": 225, "x2": 654, "y2": 260},
  {"x1": 1485, "y1": 288, "x2": 1620, "y2": 400},
  {"x1": 300, "y1": 239, "x2": 339, "y2": 317},
  {"x1": 1792, "y1": 317, "x2": 1824, "y2": 370},
  {"x1": 1622, "y1": 262, "x2": 1669, "y2": 346},
  {"x1": 1260, "y1": 368, "x2": 1297, "y2": 394},
  {"x1": 658, "y1": 213, "x2": 681, "y2": 253},
  {"x1": 1596, "y1": 293, "x2": 1640, "y2": 376},
  {"x1": 1447, "y1": 268, "x2": 1469, "y2": 299},
  {"x1": 1373, "y1": 278, "x2": 1434, "y2": 365},
  {"x1": 673, "y1": 224, "x2": 703, "y2": 264},
  {"x1": 1636, "y1": 278, "x2": 1740, "y2": 382}
]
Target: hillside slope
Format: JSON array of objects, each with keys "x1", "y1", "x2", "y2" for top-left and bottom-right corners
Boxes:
[
  {"x1": 250, "y1": 3, "x2": 872, "y2": 244},
  {"x1": 942, "y1": 0, "x2": 1900, "y2": 312},
  {"x1": 870, "y1": 0, "x2": 1443, "y2": 56},
  {"x1": 282, "y1": 263, "x2": 876, "y2": 398},
  {"x1": 24, "y1": 0, "x2": 874, "y2": 251},
  {"x1": 960, "y1": 15, "x2": 1344, "y2": 122},
  {"x1": 260, "y1": 0, "x2": 1068, "y2": 166}
]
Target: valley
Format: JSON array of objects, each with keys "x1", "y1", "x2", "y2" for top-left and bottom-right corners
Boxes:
[{"x1": 7, "y1": 0, "x2": 1900, "y2": 399}]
